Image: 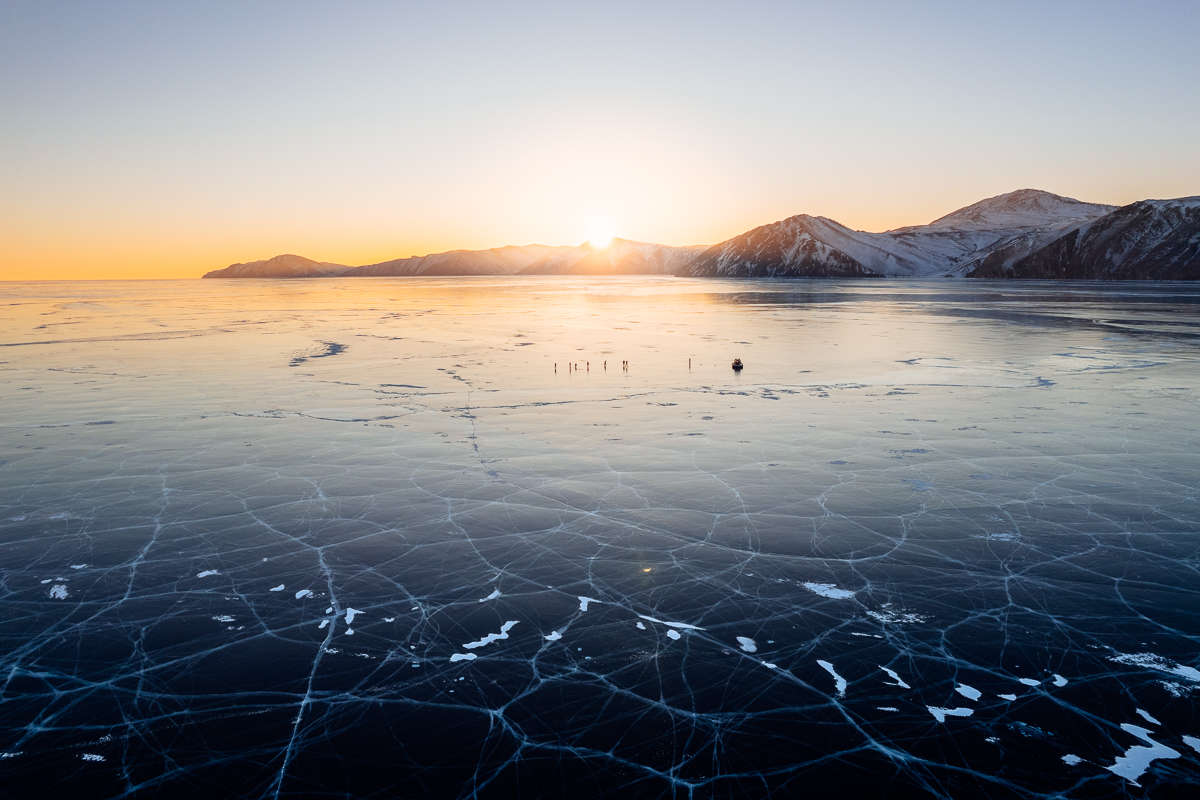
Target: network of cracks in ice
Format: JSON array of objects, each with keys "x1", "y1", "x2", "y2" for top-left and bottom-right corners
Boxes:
[{"x1": 1, "y1": 278, "x2": 1199, "y2": 798}]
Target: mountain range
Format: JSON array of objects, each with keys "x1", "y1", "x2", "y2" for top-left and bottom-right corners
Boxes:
[{"x1": 202, "y1": 190, "x2": 1200, "y2": 281}]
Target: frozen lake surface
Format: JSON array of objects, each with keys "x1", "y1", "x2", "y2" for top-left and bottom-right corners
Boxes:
[{"x1": 2, "y1": 277, "x2": 1199, "y2": 798}]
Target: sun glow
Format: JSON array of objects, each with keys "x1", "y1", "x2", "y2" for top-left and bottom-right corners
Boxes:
[{"x1": 586, "y1": 218, "x2": 615, "y2": 249}]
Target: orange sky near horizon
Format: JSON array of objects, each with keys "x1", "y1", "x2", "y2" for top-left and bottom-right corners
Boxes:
[{"x1": 2, "y1": 1, "x2": 1197, "y2": 281}]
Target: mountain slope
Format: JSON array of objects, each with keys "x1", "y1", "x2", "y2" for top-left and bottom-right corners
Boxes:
[
  {"x1": 345, "y1": 244, "x2": 572, "y2": 277},
  {"x1": 967, "y1": 197, "x2": 1200, "y2": 280},
  {"x1": 202, "y1": 254, "x2": 351, "y2": 278},
  {"x1": 519, "y1": 239, "x2": 708, "y2": 275},
  {"x1": 681, "y1": 190, "x2": 1116, "y2": 278},
  {"x1": 679, "y1": 217, "x2": 879, "y2": 277}
]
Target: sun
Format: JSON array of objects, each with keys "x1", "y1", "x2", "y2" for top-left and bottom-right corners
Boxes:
[{"x1": 586, "y1": 218, "x2": 615, "y2": 249}]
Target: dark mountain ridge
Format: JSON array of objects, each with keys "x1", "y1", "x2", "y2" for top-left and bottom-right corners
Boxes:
[{"x1": 966, "y1": 197, "x2": 1200, "y2": 280}]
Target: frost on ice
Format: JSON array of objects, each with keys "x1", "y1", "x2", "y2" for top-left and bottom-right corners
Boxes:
[
  {"x1": 802, "y1": 582, "x2": 855, "y2": 600},
  {"x1": 1109, "y1": 651, "x2": 1200, "y2": 683},
  {"x1": 867, "y1": 608, "x2": 927, "y2": 624},
  {"x1": 736, "y1": 636, "x2": 757, "y2": 653}
]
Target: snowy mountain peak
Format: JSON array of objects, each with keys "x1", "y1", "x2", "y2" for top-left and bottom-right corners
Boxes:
[
  {"x1": 918, "y1": 189, "x2": 1115, "y2": 232},
  {"x1": 1134, "y1": 196, "x2": 1200, "y2": 210}
]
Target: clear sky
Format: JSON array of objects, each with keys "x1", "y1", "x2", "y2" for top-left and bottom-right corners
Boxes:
[{"x1": 2, "y1": 0, "x2": 1198, "y2": 279}]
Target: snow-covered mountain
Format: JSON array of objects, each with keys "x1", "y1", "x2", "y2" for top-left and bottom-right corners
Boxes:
[
  {"x1": 203, "y1": 190, "x2": 1198, "y2": 282},
  {"x1": 202, "y1": 253, "x2": 352, "y2": 278},
  {"x1": 968, "y1": 197, "x2": 1200, "y2": 280},
  {"x1": 519, "y1": 239, "x2": 708, "y2": 275},
  {"x1": 345, "y1": 244, "x2": 572, "y2": 277},
  {"x1": 680, "y1": 190, "x2": 1116, "y2": 278}
]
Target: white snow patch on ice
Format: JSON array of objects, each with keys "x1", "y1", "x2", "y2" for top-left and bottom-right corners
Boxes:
[
  {"x1": 1106, "y1": 724, "x2": 1180, "y2": 786},
  {"x1": 344, "y1": 608, "x2": 362, "y2": 625},
  {"x1": 877, "y1": 706, "x2": 899, "y2": 712},
  {"x1": 1135, "y1": 709, "x2": 1161, "y2": 725},
  {"x1": 212, "y1": 615, "x2": 234, "y2": 623},
  {"x1": 927, "y1": 706, "x2": 974, "y2": 722},
  {"x1": 578, "y1": 597, "x2": 597, "y2": 612},
  {"x1": 196, "y1": 570, "x2": 219, "y2": 578},
  {"x1": 635, "y1": 621, "x2": 646, "y2": 630},
  {"x1": 666, "y1": 629, "x2": 681, "y2": 640},
  {"x1": 817, "y1": 660, "x2": 847, "y2": 697},
  {"x1": 463, "y1": 620, "x2": 519, "y2": 650},
  {"x1": 1183, "y1": 735, "x2": 1200, "y2": 755},
  {"x1": 69, "y1": 564, "x2": 87, "y2": 570},
  {"x1": 1052, "y1": 674, "x2": 1068, "y2": 687},
  {"x1": 480, "y1": 589, "x2": 501, "y2": 602},
  {"x1": 736, "y1": 636, "x2": 757, "y2": 653},
  {"x1": 802, "y1": 582, "x2": 855, "y2": 600},
  {"x1": 636, "y1": 614, "x2": 703, "y2": 630},
  {"x1": 879, "y1": 666, "x2": 910, "y2": 688},
  {"x1": 49, "y1": 585, "x2": 68, "y2": 600},
  {"x1": 270, "y1": 584, "x2": 285, "y2": 592},
  {"x1": 998, "y1": 694, "x2": 1017, "y2": 701},
  {"x1": 1062, "y1": 754, "x2": 1083, "y2": 765},
  {"x1": 956, "y1": 684, "x2": 982, "y2": 701},
  {"x1": 383, "y1": 617, "x2": 395, "y2": 622},
  {"x1": 294, "y1": 589, "x2": 313, "y2": 599},
  {"x1": 544, "y1": 631, "x2": 562, "y2": 641},
  {"x1": 1018, "y1": 678, "x2": 1040, "y2": 686},
  {"x1": 318, "y1": 619, "x2": 328, "y2": 629},
  {"x1": 81, "y1": 753, "x2": 105, "y2": 762},
  {"x1": 450, "y1": 653, "x2": 477, "y2": 662}
]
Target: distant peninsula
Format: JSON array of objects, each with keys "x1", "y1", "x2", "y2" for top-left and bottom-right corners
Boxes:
[{"x1": 203, "y1": 190, "x2": 1200, "y2": 281}]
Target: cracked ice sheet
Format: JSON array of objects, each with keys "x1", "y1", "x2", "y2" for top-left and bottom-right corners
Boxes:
[{"x1": 2, "y1": 277, "x2": 1200, "y2": 798}]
